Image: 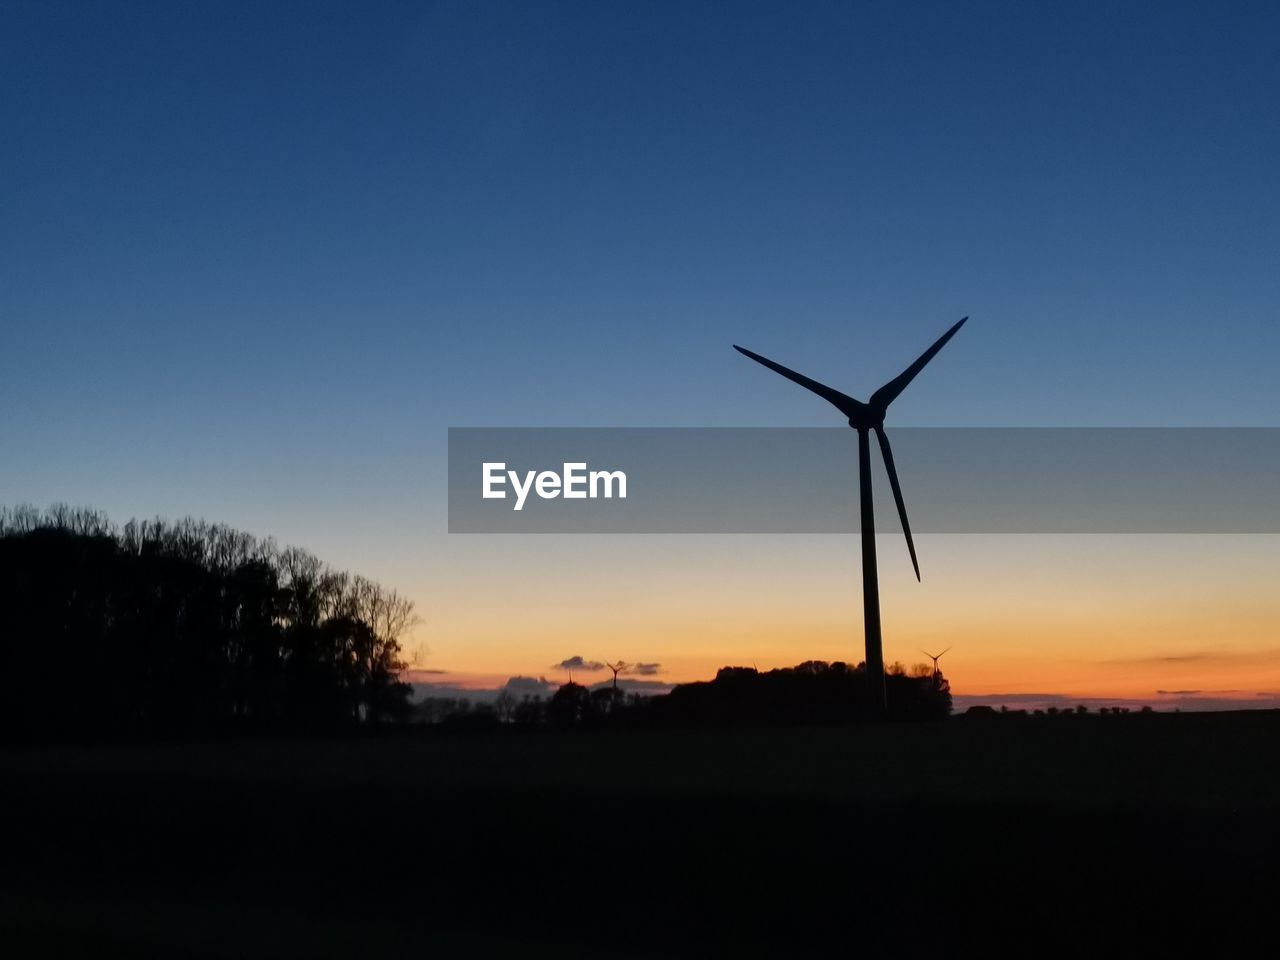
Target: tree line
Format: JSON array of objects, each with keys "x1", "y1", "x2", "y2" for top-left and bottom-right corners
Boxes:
[
  {"x1": 1, "y1": 505, "x2": 952, "y2": 742},
  {"x1": 421, "y1": 659, "x2": 953, "y2": 729},
  {"x1": 0, "y1": 505, "x2": 414, "y2": 741}
]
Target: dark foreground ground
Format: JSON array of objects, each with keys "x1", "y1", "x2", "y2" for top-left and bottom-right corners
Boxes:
[{"x1": 3, "y1": 711, "x2": 1279, "y2": 957}]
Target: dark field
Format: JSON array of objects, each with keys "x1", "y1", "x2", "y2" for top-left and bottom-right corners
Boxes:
[{"x1": 3, "y1": 712, "x2": 1278, "y2": 957}]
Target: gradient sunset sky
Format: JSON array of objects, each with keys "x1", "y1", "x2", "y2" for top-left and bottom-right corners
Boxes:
[{"x1": 4, "y1": 2, "x2": 1280, "y2": 706}]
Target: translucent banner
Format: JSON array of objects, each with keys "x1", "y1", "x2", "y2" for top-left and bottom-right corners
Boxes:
[{"x1": 447, "y1": 428, "x2": 1280, "y2": 534}]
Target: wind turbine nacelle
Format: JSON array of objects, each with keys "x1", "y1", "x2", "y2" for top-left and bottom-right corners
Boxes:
[{"x1": 846, "y1": 407, "x2": 883, "y2": 431}]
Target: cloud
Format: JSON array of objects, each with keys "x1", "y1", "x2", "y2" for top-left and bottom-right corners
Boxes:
[
  {"x1": 553, "y1": 655, "x2": 605, "y2": 672},
  {"x1": 401, "y1": 669, "x2": 450, "y2": 684},
  {"x1": 1100, "y1": 648, "x2": 1280, "y2": 666},
  {"x1": 409, "y1": 682, "x2": 496, "y2": 704},
  {"x1": 1156, "y1": 688, "x2": 1251, "y2": 697},
  {"x1": 631, "y1": 662, "x2": 663, "y2": 676},
  {"x1": 413, "y1": 676, "x2": 561, "y2": 703},
  {"x1": 502, "y1": 675, "x2": 557, "y2": 697},
  {"x1": 954, "y1": 693, "x2": 1079, "y2": 705}
]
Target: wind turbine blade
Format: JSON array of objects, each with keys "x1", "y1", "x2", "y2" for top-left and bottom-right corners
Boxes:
[
  {"x1": 875, "y1": 425, "x2": 920, "y2": 581},
  {"x1": 733, "y1": 345, "x2": 863, "y2": 418},
  {"x1": 869, "y1": 317, "x2": 967, "y2": 412},
  {"x1": 937, "y1": 647, "x2": 951, "y2": 659}
]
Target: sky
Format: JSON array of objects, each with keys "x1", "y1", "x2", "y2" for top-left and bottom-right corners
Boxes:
[{"x1": 3, "y1": 1, "x2": 1280, "y2": 708}]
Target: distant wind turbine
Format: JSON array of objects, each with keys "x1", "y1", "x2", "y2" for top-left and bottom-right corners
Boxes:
[
  {"x1": 605, "y1": 661, "x2": 629, "y2": 691},
  {"x1": 734, "y1": 318, "x2": 968, "y2": 716},
  {"x1": 919, "y1": 647, "x2": 951, "y2": 682}
]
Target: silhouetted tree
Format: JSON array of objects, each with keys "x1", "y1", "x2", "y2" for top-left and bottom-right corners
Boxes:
[
  {"x1": 494, "y1": 689, "x2": 517, "y2": 723},
  {"x1": 0, "y1": 505, "x2": 415, "y2": 740},
  {"x1": 590, "y1": 685, "x2": 626, "y2": 716},
  {"x1": 652, "y1": 660, "x2": 950, "y2": 726},
  {"x1": 547, "y1": 682, "x2": 593, "y2": 727},
  {"x1": 512, "y1": 694, "x2": 545, "y2": 726}
]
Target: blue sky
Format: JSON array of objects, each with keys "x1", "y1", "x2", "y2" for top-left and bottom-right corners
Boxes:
[{"x1": 3, "y1": 2, "x2": 1280, "y2": 691}]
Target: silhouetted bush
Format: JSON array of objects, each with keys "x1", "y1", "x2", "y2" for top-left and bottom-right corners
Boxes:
[{"x1": 649, "y1": 660, "x2": 951, "y2": 725}]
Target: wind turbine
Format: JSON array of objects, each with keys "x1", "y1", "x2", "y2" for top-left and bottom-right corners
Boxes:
[
  {"x1": 919, "y1": 647, "x2": 951, "y2": 682},
  {"x1": 604, "y1": 660, "x2": 629, "y2": 691},
  {"x1": 733, "y1": 317, "x2": 967, "y2": 716}
]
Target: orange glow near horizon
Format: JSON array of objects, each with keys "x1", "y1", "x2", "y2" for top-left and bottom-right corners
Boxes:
[{"x1": 403, "y1": 534, "x2": 1280, "y2": 704}]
